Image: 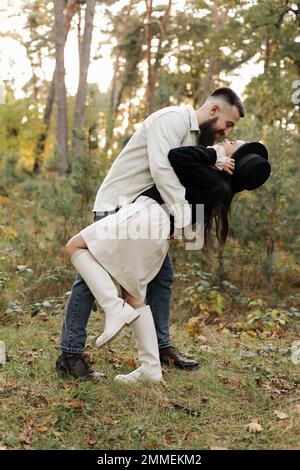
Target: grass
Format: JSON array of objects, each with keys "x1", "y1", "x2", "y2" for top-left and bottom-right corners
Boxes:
[
  {"x1": 1, "y1": 308, "x2": 300, "y2": 450},
  {"x1": 1, "y1": 179, "x2": 300, "y2": 450}
]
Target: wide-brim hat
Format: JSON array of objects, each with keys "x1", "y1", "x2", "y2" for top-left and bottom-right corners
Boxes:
[{"x1": 231, "y1": 142, "x2": 271, "y2": 193}]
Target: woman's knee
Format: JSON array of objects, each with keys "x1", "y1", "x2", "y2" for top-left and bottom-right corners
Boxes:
[
  {"x1": 65, "y1": 236, "x2": 78, "y2": 258},
  {"x1": 65, "y1": 240, "x2": 74, "y2": 257},
  {"x1": 65, "y1": 233, "x2": 87, "y2": 258}
]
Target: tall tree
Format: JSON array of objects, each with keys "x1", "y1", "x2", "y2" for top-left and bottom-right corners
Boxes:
[
  {"x1": 104, "y1": 0, "x2": 136, "y2": 153},
  {"x1": 33, "y1": 0, "x2": 80, "y2": 173},
  {"x1": 145, "y1": 0, "x2": 154, "y2": 115},
  {"x1": 72, "y1": 0, "x2": 97, "y2": 161},
  {"x1": 54, "y1": 0, "x2": 69, "y2": 175}
]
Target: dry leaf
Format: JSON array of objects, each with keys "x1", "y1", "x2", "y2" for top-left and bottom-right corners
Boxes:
[
  {"x1": 247, "y1": 420, "x2": 263, "y2": 433},
  {"x1": 126, "y1": 358, "x2": 138, "y2": 368},
  {"x1": 101, "y1": 417, "x2": 117, "y2": 425},
  {"x1": 36, "y1": 426, "x2": 48, "y2": 433},
  {"x1": 274, "y1": 410, "x2": 288, "y2": 420},
  {"x1": 67, "y1": 399, "x2": 85, "y2": 409}
]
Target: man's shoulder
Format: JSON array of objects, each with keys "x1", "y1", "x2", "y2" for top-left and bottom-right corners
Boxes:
[
  {"x1": 150, "y1": 105, "x2": 190, "y2": 118},
  {"x1": 144, "y1": 105, "x2": 190, "y2": 128}
]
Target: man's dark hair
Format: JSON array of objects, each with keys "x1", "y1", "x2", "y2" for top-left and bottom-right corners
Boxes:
[{"x1": 209, "y1": 87, "x2": 245, "y2": 118}]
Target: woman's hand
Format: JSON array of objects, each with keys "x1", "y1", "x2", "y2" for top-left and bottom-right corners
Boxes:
[{"x1": 223, "y1": 157, "x2": 235, "y2": 175}]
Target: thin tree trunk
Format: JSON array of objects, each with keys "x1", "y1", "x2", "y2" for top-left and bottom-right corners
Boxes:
[
  {"x1": 54, "y1": 0, "x2": 69, "y2": 175},
  {"x1": 77, "y1": 4, "x2": 82, "y2": 59},
  {"x1": 145, "y1": 0, "x2": 154, "y2": 115},
  {"x1": 203, "y1": 1, "x2": 226, "y2": 99},
  {"x1": 153, "y1": 0, "x2": 172, "y2": 82},
  {"x1": 72, "y1": 0, "x2": 96, "y2": 160},
  {"x1": 104, "y1": 0, "x2": 135, "y2": 153},
  {"x1": 33, "y1": 0, "x2": 79, "y2": 174},
  {"x1": 264, "y1": 35, "x2": 271, "y2": 74}
]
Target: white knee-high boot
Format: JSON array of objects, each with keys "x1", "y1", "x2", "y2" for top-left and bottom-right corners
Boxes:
[
  {"x1": 71, "y1": 249, "x2": 140, "y2": 348},
  {"x1": 114, "y1": 305, "x2": 163, "y2": 383}
]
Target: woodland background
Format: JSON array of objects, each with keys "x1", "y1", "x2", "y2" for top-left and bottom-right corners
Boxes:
[{"x1": 0, "y1": 0, "x2": 300, "y2": 450}]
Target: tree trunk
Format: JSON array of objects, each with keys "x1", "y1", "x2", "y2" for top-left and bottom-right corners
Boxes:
[
  {"x1": 33, "y1": 0, "x2": 79, "y2": 174},
  {"x1": 104, "y1": 0, "x2": 135, "y2": 153},
  {"x1": 203, "y1": 1, "x2": 226, "y2": 100},
  {"x1": 145, "y1": 0, "x2": 154, "y2": 115},
  {"x1": 72, "y1": 0, "x2": 96, "y2": 161},
  {"x1": 264, "y1": 35, "x2": 271, "y2": 74},
  {"x1": 54, "y1": 0, "x2": 69, "y2": 175},
  {"x1": 153, "y1": 0, "x2": 172, "y2": 81}
]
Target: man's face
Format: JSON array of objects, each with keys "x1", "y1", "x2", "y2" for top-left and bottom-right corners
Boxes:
[{"x1": 199, "y1": 104, "x2": 240, "y2": 146}]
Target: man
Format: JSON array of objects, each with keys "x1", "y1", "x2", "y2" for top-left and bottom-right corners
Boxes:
[{"x1": 56, "y1": 87, "x2": 245, "y2": 381}]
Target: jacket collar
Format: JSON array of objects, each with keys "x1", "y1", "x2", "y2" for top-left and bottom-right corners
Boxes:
[{"x1": 186, "y1": 105, "x2": 200, "y2": 132}]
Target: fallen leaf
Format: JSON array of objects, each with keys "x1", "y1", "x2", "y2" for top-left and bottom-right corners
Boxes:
[
  {"x1": 67, "y1": 399, "x2": 85, "y2": 409},
  {"x1": 101, "y1": 417, "x2": 117, "y2": 425},
  {"x1": 274, "y1": 410, "x2": 288, "y2": 420},
  {"x1": 36, "y1": 426, "x2": 48, "y2": 433},
  {"x1": 247, "y1": 419, "x2": 263, "y2": 433},
  {"x1": 126, "y1": 358, "x2": 138, "y2": 368}
]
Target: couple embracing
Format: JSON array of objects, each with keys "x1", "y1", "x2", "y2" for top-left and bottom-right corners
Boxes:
[{"x1": 56, "y1": 87, "x2": 271, "y2": 384}]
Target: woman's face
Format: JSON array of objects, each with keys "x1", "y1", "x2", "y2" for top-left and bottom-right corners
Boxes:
[{"x1": 220, "y1": 139, "x2": 245, "y2": 158}]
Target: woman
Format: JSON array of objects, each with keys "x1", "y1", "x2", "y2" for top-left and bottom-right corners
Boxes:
[{"x1": 65, "y1": 140, "x2": 271, "y2": 383}]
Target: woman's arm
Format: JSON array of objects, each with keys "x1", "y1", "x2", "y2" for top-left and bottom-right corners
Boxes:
[
  {"x1": 167, "y1": 145, "x2": 218, "y2": 188},
  {"x1": 168, "y1": 145, "x2": 217, "y2": 166}
]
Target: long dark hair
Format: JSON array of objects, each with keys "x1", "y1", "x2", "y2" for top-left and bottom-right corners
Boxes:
[{"x1": 196, "y1": 167, "x2": 235, "y2": 248}]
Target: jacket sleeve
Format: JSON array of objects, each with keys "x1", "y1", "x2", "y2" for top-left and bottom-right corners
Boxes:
[
  {"x1": 168, "y1": 145, "x2": 217, "y2": 188},
  {"x1": 145, "y1": 112, "x2": 192, "y2": 229}
]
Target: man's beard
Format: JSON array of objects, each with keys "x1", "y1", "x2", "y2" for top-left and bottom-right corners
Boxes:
[{"x1": 198, "y1": 117, "x2": 221, "y2": 146}]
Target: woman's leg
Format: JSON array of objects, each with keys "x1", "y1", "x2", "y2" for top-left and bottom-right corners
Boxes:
[
  {"x1": 65, "y1": 233, "x2": 88, "y2": 257},
  {"x1": 65, "y1": 236, "x2": 140, "y2": 347},
  {"x1": 116, "y1": 287, "x2": 162, "y2": 383},
  {"x1": 120, "y1": 287, "x2": 145, "y2": 309}
]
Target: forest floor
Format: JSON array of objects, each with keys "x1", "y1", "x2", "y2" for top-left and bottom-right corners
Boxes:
[
  {"x1": 1, "y1": 292, "x2": 300, "y2": 450},
  {"x1": 1, "y1": 181, "x2": 300, "y2": 450}
]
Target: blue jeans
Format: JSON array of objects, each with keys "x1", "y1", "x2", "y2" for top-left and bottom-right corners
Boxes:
[{"x1": 60, "y1": 213, "x2": 173, "y2": 353}]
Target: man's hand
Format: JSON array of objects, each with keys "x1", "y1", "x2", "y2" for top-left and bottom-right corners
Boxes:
[
  {"x1": 169, "y1": 227, "x2": 184, "y2": 240},
  {"x1": 223, "y1": 157, "x2": 235, "y2": 175}
]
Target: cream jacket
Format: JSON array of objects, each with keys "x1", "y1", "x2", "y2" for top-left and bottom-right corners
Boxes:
[{"x1": 92, "y1": 105, "x2": 201, "y2": 229}]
